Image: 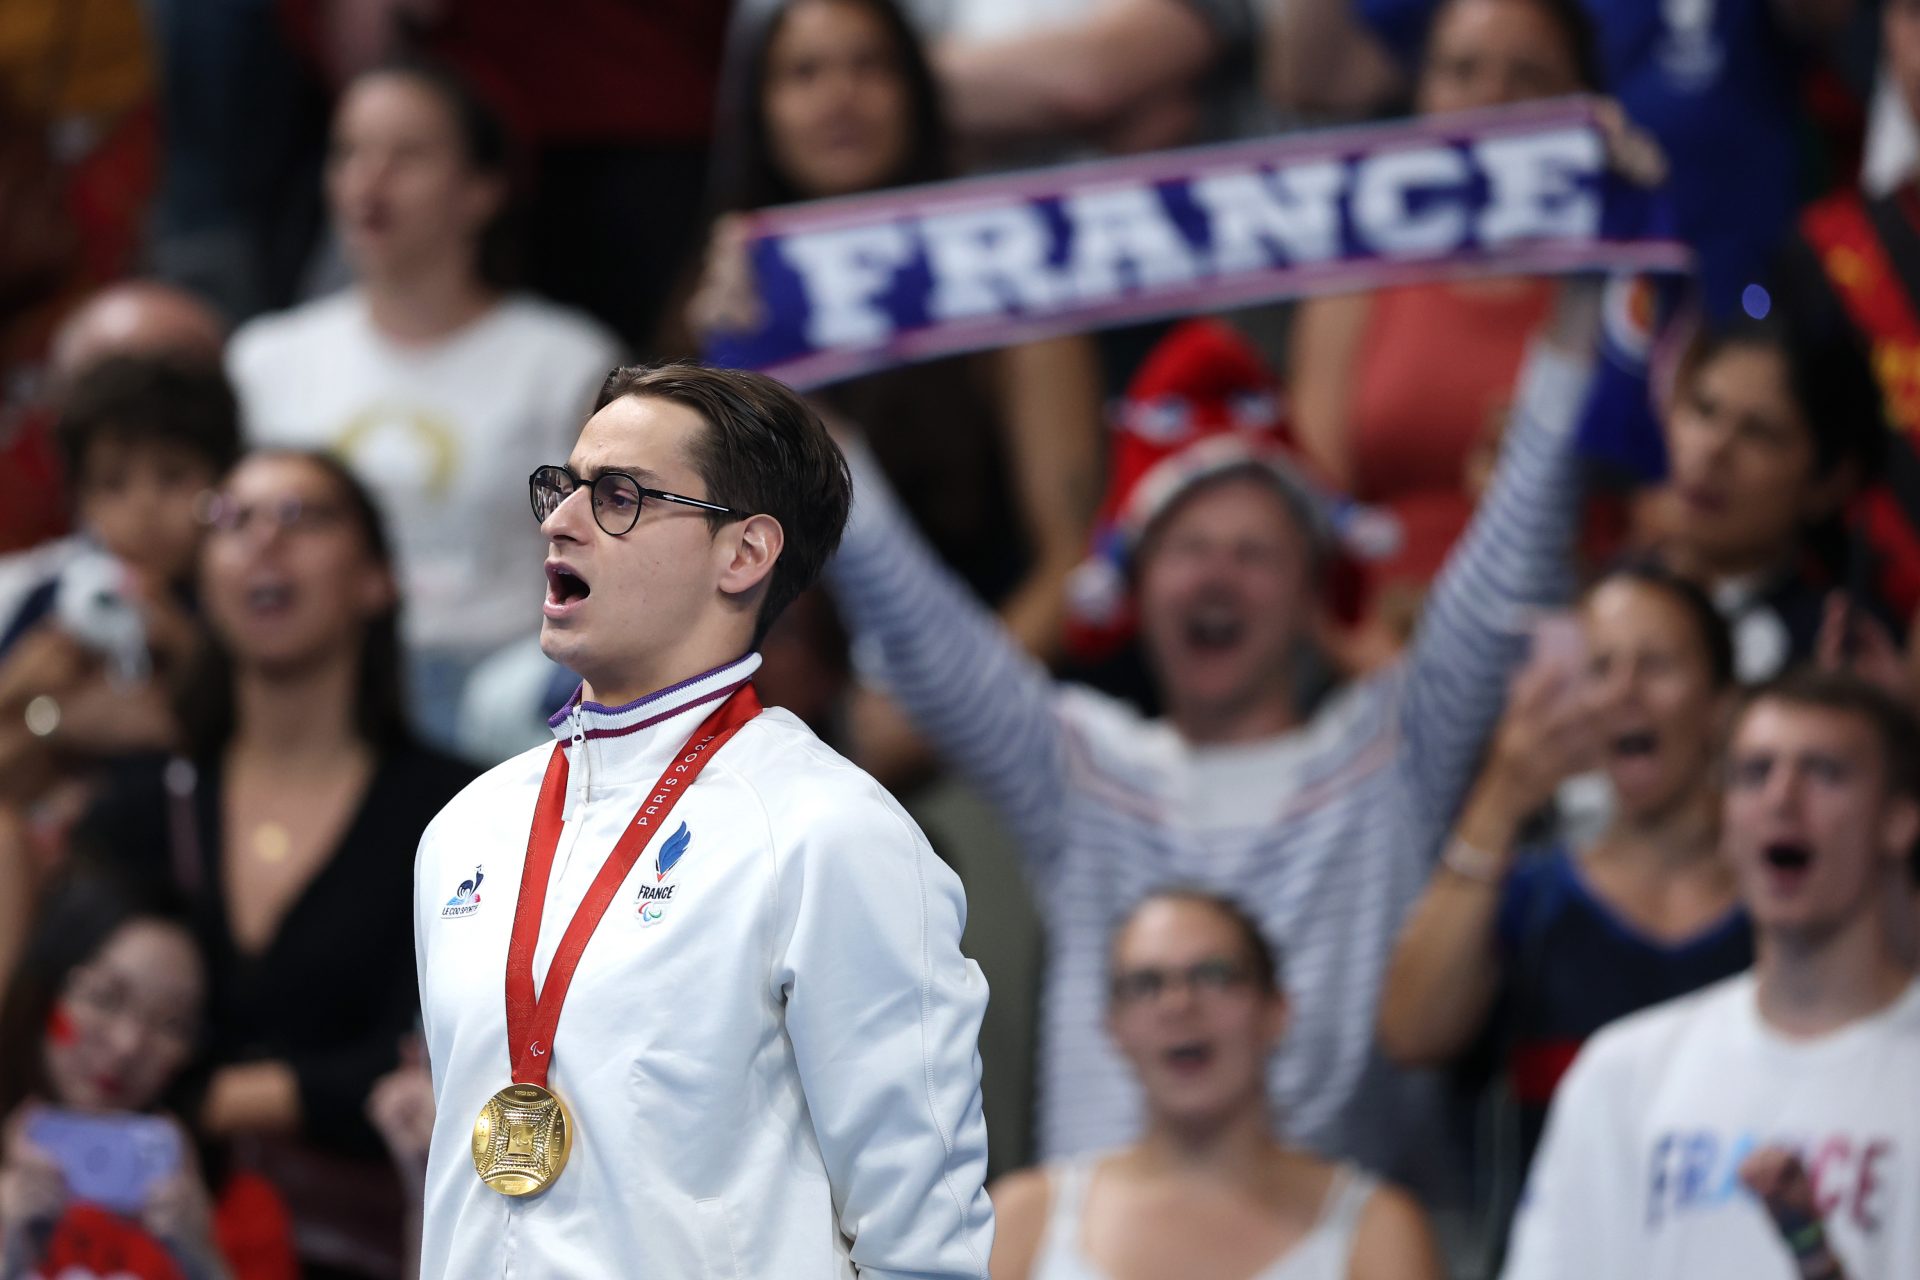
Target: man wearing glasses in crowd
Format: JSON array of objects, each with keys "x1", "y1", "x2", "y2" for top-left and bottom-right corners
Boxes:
[{"x1": 410, "y1": 366, "x2": 993, "y2": 1277}]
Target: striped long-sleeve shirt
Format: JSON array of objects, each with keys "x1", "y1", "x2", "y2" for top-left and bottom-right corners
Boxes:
[{"x1": 825, "y1": 344, "x2": 1590, "y2": 1175}]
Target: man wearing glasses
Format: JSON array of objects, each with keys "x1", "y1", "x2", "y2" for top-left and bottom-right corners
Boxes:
[{"x1": 411, "y1": 365, "x2": 993, "y2": 1278}]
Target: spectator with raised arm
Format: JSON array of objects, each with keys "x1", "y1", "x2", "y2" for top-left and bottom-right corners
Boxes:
[
  {"x1": 824, "y1": 260, "x2": 1605, "y2": 1177},
  {"x1": 1288, "y1": 0, "x2": 1597, "y2": 654},
  {"x1": 697, "y1": 0, "x2": 1102, "y2": 659},
  {"x1": 691, "y1": 0, "x2": 1103, "y2": 781},
  {"x1": 1378, "y1": 564, "x2": 1750, "y2": 1187},
  {"x1": 1357, "y1": 0, "x2": 1846, "y2": 317}
]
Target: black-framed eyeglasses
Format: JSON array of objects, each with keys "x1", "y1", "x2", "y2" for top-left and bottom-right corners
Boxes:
[
  {"x1": 528, "y1": 464, "x2": 748, "y2": 537},
  {"x1": 1110, "y1": 958, "x2": 1255, "y2": 1007}
]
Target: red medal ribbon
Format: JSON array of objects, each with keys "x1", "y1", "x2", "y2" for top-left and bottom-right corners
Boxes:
[{"x1": 504, "y1": 682, "x2": 762, "y2": 1087}]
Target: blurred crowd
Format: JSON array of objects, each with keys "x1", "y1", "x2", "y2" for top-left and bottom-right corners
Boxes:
[{"x1": 0, "y1": 0, "x2": 1918, "y2": 1278}]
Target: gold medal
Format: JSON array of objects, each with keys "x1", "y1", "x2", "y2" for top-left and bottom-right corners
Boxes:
[{"x1": 471, "y1": 1082, "x2": 572, "y2": 1196}]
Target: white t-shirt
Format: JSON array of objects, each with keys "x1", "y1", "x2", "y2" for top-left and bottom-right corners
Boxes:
[
  {"x1": 228, "y1": 290, "x2": 622, "y2": 658},
  {"x1": 1504, "y1": 972, "x2": 1920, "y2": 1280}
]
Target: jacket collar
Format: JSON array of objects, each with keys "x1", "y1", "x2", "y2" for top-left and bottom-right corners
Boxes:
[{"x1": 548, "y1": 653, "x2": 762, "y2": 791}]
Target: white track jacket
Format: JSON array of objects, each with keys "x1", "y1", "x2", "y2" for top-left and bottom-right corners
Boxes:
[{"x1": 414, "y1": 655, "x2": 994, "y2": 1278}]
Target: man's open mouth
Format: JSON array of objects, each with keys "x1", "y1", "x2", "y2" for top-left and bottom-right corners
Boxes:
[
  {"x1": 1611, "y1": 730, "x2": 1659, "y2": 759},
  {"x1": 1763, "y1": 841, "x2": 1813, "y2": 873},
  {"x1": 1183, "y1": 605, "x2": 1245, "y2": 652},
  {"x1": 1164, "y1": 1041, "x2": 1215, "y2": 1074},
  {"x1": 546, "y1": 564, "x2": 591, "y2": 605}
]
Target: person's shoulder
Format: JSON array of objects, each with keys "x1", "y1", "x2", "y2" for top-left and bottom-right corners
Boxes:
[
  {"x1": 724, "y1": 709, "x2": 910, "y2": 833},
  {"x1": 1504, "y1": 842, "x2": 1579, "y2": 905},
  {"x1": 68, "y1": 752, "x2": 181, "y2": 872},
  {"x1": 493, "y1": 295, "x2": 623, "y2": 364},
  {"x1": 985, "y1": 1161, "x2": 1065, "y2": 1280},
  {"x1": 1054, "y1": 682, "x2": 1175, "y2": 762},
  {"x1": 81, "y1": 751, "x2": 176, "y2": 813},
  {"x1": 1882, "y1": 974, "x2": 1920, "y2": 1037},
  {"x1": 1575, "y1": 972, "x2": 1752, "y2": 1081},
  {"x1": 988, "y1": 1164, "x2": 1055, "y2": 1215},
  {"x1": 229, "y1": 291, "x2": 362, "y2": 365},
  {"x1": 381, "y1": 740, "x2": 483, "y2": 803},
  {"x1": 1346, "y1": 1170, "x2": 1441, "y2": 1280}
]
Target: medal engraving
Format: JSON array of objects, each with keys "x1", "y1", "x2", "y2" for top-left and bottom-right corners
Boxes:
[{"x1": 472, "y1": 1083, "x2": 572, "y2": 1196}]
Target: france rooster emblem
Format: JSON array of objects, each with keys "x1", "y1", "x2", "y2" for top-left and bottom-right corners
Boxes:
[{"x1": 441, "y1": 865, "x2": 484, "y2": 918}]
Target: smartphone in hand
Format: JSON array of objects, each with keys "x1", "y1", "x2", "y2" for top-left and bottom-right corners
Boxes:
[
  {"x1": 25, "y1": 1108, "x2": 183, "y2": 1215},
  {"x1": 1526, "y1": 611, "x2": 1590, "y2": 699}
]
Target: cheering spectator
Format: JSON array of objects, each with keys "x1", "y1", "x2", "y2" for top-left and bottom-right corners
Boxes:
[
  {"x1": 1358, "y1": 0, "x2": 1841, "y2": 318},
  {"x1": 73, "y1": 451, "x2": 473, "y2": 1279},
  {"x1": 824, "y1": 269, "x2": 1602, "y2": 1179},
  {"x1": 991, "y1": 890, "x2": 1443, "y2": 1280},
  {"x1": 699, "y1": 0, "x2": 1102, "y2": 656},
  {"x1": 1288, "y1": 0, "x2": 1597, "y2": 650},
  {"x1": 0, "y1": 868, "x2": 297, "y2": 1280},
  {"x1": 694, "y1": 0, "x2": 1103, "y2": 778},
  {"x1": 1503, "y1": 671, "x2": 1920, "y2": 1279},
  {"x1": 227, "y1": 61, "x2": 621, "y2": 748},
  {"x1": 1632, "y1": 312, "x2": 1889, "y2": 682},
  {"x1": 1378, "y1": 564, "x2": 1750, "y2": 1176}
]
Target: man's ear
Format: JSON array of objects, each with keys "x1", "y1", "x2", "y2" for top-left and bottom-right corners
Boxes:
[
  {"x1": 1881, "y1": 794, "x2": 1920, "y2": 871},
  {"x1": 719, "y1": 513, "x2": 784, "y2": 600}
]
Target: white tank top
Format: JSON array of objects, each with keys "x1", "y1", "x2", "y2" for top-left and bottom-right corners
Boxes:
[{"x1": 1030, "y1": 1155, "x2": 1378, "y2": 1280}]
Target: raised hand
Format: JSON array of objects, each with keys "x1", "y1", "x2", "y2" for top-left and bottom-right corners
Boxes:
[{"x1": 685, "y1": 215, "x2": 765, "y2": 342}]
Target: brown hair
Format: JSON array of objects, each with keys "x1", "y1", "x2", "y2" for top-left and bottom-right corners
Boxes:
[
  {"x1": 1111, "y1": 888, "x2": 1284, "y2": 998},
  {"x1": 56, "y1": 355, "x2": 242, "y2": 489},
  {"x1": 595, "y1": 363, "x2": 852, "y2": 645},
  {"x1": 1739, "y1": 669, "x2": 1920, "y2": 801}
]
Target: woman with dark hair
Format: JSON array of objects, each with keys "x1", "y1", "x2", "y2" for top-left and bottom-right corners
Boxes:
[
  {"x1": 227, "y1": 60, "x2": 621, "y2": 748},
  {"x1": 1289, "y1": 0, "x2": 1600, "y2": 657},
  {"x1": 1636, "y1": 312, "x2": 1892, "y2": 681},
  {"x1": 1379, "y1": 564, "x2": 1751, "y2": 1217},
  {"x1": 686, "y1": 0, "x2": 1103, "y2": 753},
  {"x1": 73, "y1": 450, "x2": 474, "y2": 1280},
  {"x1": 0, "y1": 867, "x2": 298, "y2": 1279},
  {"x1": 991, "y1": 889, "x2": 1444, "y2": 1280}
]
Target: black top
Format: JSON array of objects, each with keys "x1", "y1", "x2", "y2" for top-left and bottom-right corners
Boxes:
[{"x1": 73, "y1": 743, "x2": 476, "y2": 1158}]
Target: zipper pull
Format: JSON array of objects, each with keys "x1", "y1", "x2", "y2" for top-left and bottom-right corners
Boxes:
[{"x1": 561, "y1": 709, "x2": 588, "y2": 822}]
